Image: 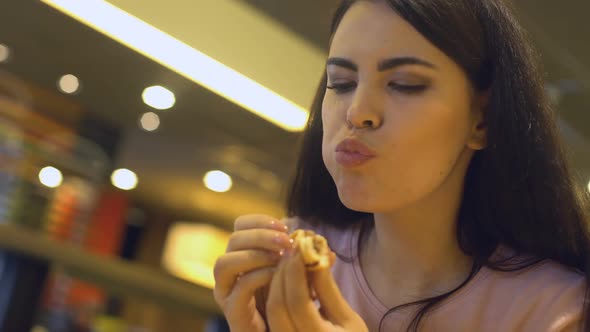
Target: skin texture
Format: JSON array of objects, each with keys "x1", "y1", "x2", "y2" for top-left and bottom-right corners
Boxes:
[
  {"x1": 322, "y1": 0, "x2": 487, "y2": 308},
  {"x1": 322, "y1": 1, "x2": 485, "y2": 215},
  {"x1": 213, "y1": 215, "x2": 364, "y2": 332},
  {"x1": 214, "y1": 0, "x2": 488, "y2": 330}
]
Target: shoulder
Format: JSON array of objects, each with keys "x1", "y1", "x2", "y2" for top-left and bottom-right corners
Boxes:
[
  {"x1": 486, "y1": 247, "x2": 586, "y2": 295},
  {"x1": 483, "y1": 257, "x2": 586, "y2": 331}
]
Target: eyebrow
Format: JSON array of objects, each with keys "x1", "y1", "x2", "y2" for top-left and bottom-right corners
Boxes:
[{"x1": 326, "y1": 56, "x2": 437, "y2": 72}]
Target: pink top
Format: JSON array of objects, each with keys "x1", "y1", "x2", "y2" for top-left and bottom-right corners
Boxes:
[{"x1": 292, "y1": 219, "x2": 586, "y2": 332}]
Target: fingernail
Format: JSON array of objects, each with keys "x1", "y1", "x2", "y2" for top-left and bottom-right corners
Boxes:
[
  {"x1": 269, "y1": 220, "x2": 288, "y2": 232},
  {"x1": 284, "y1": 247, "x2": 296, "y2": 258},
  {"x1": 269, "y1": 251, "x2": 282, "y2": 261},
  {"x1": 273, "y1": 234, "x2": 291, "y2": 247}
]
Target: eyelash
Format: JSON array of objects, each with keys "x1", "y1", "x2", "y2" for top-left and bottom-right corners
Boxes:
[{"x1": 326, "y1": 82, "x2": 427, "y2": 94}]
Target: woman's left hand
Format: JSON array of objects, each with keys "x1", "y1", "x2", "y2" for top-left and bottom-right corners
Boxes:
[{"x1": 265, "y1": 247, "x2": 369, "y2": 332}]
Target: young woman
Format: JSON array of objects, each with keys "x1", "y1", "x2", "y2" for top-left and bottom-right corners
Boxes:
[{"x1": 213, "y1": 0, "x2": 590, "y2": 331}]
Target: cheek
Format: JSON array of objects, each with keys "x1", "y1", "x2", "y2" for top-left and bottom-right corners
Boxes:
[
  {"x1": 320, "y1": 89, "x2": 474, "y2": 213},
  {"x1": 321, "y1": 94, "x2": 345, "y2": 132},
  {"x1": 321, "y1": 96, "x2": 342, "y2": 163},
  {"x1": 366, "y1": 100, "x2": 472, "y2": 209},
  {"x1": 383, "y1": 100, "x2": 472, "y2": 188},
  {"x1": 321, "y1": 128, "x2": 337, "y2": 183}
]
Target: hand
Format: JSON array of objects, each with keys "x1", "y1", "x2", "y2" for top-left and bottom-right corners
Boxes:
[
  {"x1": 213, "y1": 214, "x2": 293, "y2": 332},
  {"x1": 266, "y1": 247, "x2": 369, "y2": 332}
]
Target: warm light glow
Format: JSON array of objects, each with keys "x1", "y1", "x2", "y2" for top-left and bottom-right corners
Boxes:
[
  {"x1": 162, "y1": 222, "x2": 230, "y2": 289},
  {"x1": 0, "y1": 44, "x2": 10, "y2": 63},
  {"x1": 58, "y1": 74, "x2": 80, "y2": 94},
  {"x1": 587, "y1": 180, "x2": 590, "y2": 194},
  {"x1": 111, "y1": 168, "x2": 138, "y2": 190},
  {"x1": 142, "y1": 86, "x2": 175, "y2": 110},
  {"x1": 203, "y1": 170, "x2": 232, "y2": 193},
  {"x1": 39, "y1": 166, "x2": 63, "y2": 188},
  {"x1": 40, "y1": 0, "x2": 308, "y2": 131},
  {"x1": 139, "y1": 112, "x2": 160, "y2": 131}
]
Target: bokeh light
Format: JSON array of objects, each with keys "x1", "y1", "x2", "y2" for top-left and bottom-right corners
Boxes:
[
  {"x1": 111, "y1": 168, "x2": 138, "y2": 190},
  {"x1": 58, "y1": 74, "x2": 80, "y2": 94},
  {"x1": 38, "y1": 166, "x2": 63, "y2": 188},
  {"x1": 203, "y1": 170, "x2": 232, "y2": 193},
  {"x1": 142, "y1": 85, "x2": 175, "y2": 110},
  {"x1": 139, "y1": 112, "x2": 160, "y2": 131}
]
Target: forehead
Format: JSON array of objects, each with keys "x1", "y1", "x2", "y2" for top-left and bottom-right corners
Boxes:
[{"x1": 329, "y1": 1, "x2": 445, "y2": 63}]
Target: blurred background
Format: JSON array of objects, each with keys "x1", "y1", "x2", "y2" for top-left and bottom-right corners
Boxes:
[{"x1": 0, "y1": 0, "x2": 587, "y2": 331}]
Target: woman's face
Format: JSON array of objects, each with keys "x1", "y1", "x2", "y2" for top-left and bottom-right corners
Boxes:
[{"x1": 322, "y1": 0, "x2": 486, "y2": 213}]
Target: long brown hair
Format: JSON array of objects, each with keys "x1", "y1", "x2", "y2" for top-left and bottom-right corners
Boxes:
[{"x1": 286, "y1": 0, "x2": 590, "y2": 330}]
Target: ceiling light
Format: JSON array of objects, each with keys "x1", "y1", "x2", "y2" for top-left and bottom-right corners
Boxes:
[
  {"x1": 40, "y1": 0, "x2": 309, "y2": 131},
  {"x1": 142, "y1": 86, "x2": 175, "y2": 110},
  {"x1": 203, "y1": 170, "x2": 232, "y2": 193},
  {"x1": 139, "y1": 112, "x2": 160, "y2": 131},
  {"x1": 111, "y1": 168, "x2": 138, "y2": 190},
  {"x1": 39, "y1": 166, "x2": 63, "y2": 188},
  {"x1": 0, "y1": 44, "x2": 10, "y2": 63},
  {"x1": 58, "y1": 74, "x2": 80, "y2": 94}
]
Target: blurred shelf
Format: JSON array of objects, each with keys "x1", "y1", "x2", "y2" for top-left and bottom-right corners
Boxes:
[{"x1": 0, "y1": 223, "x2": 220, "y2": 316}]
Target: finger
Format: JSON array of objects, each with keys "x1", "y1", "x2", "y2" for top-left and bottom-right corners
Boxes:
[
  {"x1": 234, "y1": 214, "x2": 288, "y2": 232},
  {"x1": 310, "y1": 256, "x2": 353, "y2": 325},
  {"x1": 266, "y1": 257, "x2": 296, "y2": 332},
  {"x1": 308, "y1": 252, "x2": 336, "y2": 301},
  {"x1": 223, "y1": 266, "x2": 276, "y2": 318},
  {"x1": 285, "y1": 250, "x2": 324, "y2": 331},
  {"x1": 226, "y1": 229, "x2": 293, "y2": 253},
  {"x1": 255, "y1": 285, "x2": 270, "y2": 321},
  {"x1": 213, "y1": 250, "x2": 281, "y2": 301},
  {"x1": 279, "y1": 216, "x2": 302, "y2": 232}
]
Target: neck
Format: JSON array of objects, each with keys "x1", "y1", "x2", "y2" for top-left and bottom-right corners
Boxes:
[
  {"x1": 359, "y1": 153, "x2": 474, "y2": 302},
  {"x1": 362, "y1": 211, "x2": 473, "y2": 298}
]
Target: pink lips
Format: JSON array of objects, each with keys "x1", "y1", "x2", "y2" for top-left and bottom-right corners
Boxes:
[{"x1": 335, "y1": 138, "x2": 376, "y2": 167}]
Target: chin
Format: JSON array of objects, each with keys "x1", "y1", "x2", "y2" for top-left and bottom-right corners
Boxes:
[
  {"x1": 335, "y1": 182, "x2": 411, "y2": 214},
  {"x1": 336, "y1": 187, "x2": 378, "y2": 213}
]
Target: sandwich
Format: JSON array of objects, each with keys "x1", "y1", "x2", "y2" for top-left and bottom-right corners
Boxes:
[{"x1": 289, "y1": 229, "x2": 331, "y2": 271}]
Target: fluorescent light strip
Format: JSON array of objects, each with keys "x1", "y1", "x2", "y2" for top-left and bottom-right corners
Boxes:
[{"x1": 41, "y1": 0, "x2": 309, "y2": 132}]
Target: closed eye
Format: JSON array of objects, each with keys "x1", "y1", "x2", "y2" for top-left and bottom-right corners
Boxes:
[
  {"x1": 326, "y1": 82, "x2": 357, "y2": 94},
  {"x1": 326, "y1": 82, "x2": 428, "y2": 95},
  {"x1": 389, "y1": 82, "x2": 427, "y2": 94}
]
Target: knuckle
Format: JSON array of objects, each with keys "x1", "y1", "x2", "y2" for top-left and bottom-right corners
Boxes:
[
  {"x1": 226, "y1": 233, "x2": 240, "y2": 252},
  {"x1": 213, "y1": 257, "x2": 226, "y2": 280},
  {"x1": 212, "y1": 288, "x2": 224, "y2": 307},
  {"x1": 234, "y1": 214, "x2": 276, "y2": 232},
  {"x1": 250, "y1": 250, "x2": 270, "y2": 267},
  {"x1": 233, "y1": 215, "x2": 247, "y2": 231},
  {"x1": 235, "y1": 270, "x2": 255, "y2": 288}
]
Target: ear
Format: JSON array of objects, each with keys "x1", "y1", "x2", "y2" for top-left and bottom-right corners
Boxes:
[{"x1": 467, "y1": 90, "x2": 490, "y2": 150}]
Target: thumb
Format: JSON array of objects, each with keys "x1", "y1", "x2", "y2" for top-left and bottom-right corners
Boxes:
[{"x1": 310, "y1": 252, "x2": 353, "y2": 325}]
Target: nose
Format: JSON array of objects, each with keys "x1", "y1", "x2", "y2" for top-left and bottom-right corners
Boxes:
[{"x1": 346, "y1": 86, "x2": 383, "y2": 130}]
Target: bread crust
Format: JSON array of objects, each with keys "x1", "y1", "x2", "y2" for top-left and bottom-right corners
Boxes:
[{"x1": 289, "y1": 229, "x2": 330, "y2": 271}]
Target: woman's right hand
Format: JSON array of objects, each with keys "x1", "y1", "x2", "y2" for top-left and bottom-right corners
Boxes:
[{"x1": 213, "y1": 214, "x2": 294, "y2": 332}]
